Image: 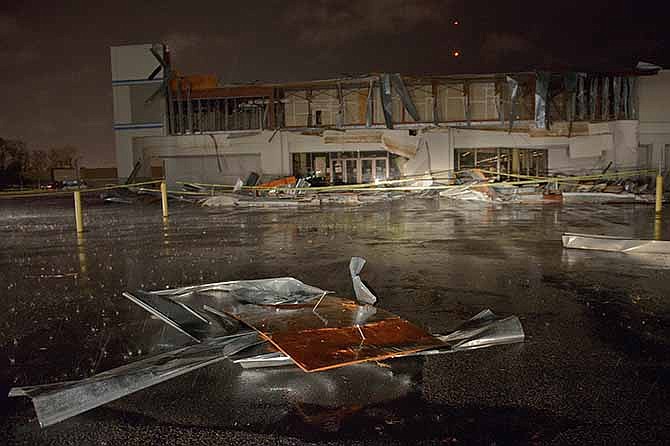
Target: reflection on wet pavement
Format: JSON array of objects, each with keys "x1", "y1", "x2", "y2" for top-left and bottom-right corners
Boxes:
[{"x1": 2, "y1": 196, "x2": 670, "y2": 444}]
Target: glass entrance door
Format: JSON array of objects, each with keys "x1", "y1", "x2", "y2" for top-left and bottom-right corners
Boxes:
[
  {"x1": 374, "y1": 159, "x2": 387, "y2": 181},
  {"x1": 330, "y1": 153, "x2": 391, "y2": 184},
  {"x1": 361, "y1": 159, "x2": 373, "y2": 183},
  {"x1": 360, "y1": 158, "x2": 388, "y2": 183},
  {"x1": 331, "y1": 158, "x2": 360, "y2": 184},
  {"x1": 344, "y1": 159, "x2": 358, "y2": 184}
]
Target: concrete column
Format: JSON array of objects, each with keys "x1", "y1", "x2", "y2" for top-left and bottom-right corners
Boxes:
[{"x1": 512, "y1": 148, "x2": 520, "y2": 175}]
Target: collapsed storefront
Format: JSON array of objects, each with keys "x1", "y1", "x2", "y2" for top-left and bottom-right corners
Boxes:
[{"x1": 117, "y1": 44, "x2": 664, "y2": 187}]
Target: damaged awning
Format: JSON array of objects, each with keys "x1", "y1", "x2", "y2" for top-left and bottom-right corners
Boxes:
[{"x1": 321, "y1": 129, "x2": 420, "y2": 158}]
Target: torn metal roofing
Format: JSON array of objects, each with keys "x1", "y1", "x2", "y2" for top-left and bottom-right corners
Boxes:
[{"x1": 9, "y1": 257, "x2": 525, "y2": 428}]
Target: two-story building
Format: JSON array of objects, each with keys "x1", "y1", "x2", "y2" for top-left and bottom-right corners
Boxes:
[{"x1": 111, "y1": 43, "x2": 668, "y2": 187}]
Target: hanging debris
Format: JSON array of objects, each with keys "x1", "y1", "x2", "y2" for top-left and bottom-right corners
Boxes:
[{"x1": 534, "y1": 71, "x2": 551, "y2": 129}]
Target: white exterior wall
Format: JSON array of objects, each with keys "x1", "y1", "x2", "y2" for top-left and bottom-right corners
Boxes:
[
  {"x1": 134, "y1": 129, "x2": 443, "y2": 184},
  {"x1": 134, "y1": 131, "x2": 283, "y2": 186},
  {"x1": 111, "y1": 44, "x2": 165, "y2": 179},
  {"x1": 115, "y1": 128, "x2": 165, "y2": 179},
  {"x1": 450, "y1": 121, "x2": 639, "y2": 174},
  {"x1": 639, "y1": 70, "x2": 670, "y2": 171},
  {"x1": 131, "y1": 120, "x2": 643, "y2": 183}
]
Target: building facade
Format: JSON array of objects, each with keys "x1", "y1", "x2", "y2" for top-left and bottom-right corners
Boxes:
[{"x1": 111, "y1": 43, "x2": 669, "y2": 186}]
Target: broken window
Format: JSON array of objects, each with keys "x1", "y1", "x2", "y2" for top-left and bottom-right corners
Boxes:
[{"x1": 455, "y1": 148, "x2": 547, "y2": 177}]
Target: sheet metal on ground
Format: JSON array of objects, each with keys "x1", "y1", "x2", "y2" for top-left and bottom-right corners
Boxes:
[
  {"x1": 8, "y1": 332, "x2": 262, "y2": 427},
  {"x1": 221, "y1": 296, "x2": 444, "y2": 372},
  {"x1": 8, "y1": 267, "x2": 523, "y2": 428},
  {"x1": 562, "y1": 232, "x2": 670, "y2": 254},
  {"x1": 234, "y1": 309, "x2": 525, "y2": 369}
]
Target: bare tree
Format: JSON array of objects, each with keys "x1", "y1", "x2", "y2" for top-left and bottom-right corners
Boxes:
[
  {"x1": 47, "y1": 145, "x2": 79, "y2": 168},
  {"x1": 0, "y1": 139, "x2": 28, "y2": 182},
  {"x1": 27, "y1": 149, "x2": 50, "y2": 181}
]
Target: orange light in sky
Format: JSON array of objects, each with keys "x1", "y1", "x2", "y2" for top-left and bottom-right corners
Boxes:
[{"x1": 452, "y1": 50, "x2": 461, "y2": 57}]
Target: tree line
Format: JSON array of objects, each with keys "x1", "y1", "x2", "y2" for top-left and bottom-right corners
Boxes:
[{"x1": 0, "y1": 138, "x2": 79, "y2": 187}]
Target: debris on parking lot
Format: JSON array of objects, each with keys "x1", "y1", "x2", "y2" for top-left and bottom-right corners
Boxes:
[
  {"x1": 9, "y1": 257, "x2": 524, "y2": 427},
  {"x1": 562, "y1": 232, "x2": 670, "y2": 254},
  {"x1": 440, "y1": 168, "x2": 661, "y2": 204}
]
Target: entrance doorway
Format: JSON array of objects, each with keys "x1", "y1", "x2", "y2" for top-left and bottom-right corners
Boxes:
[
  {"x1": 292, "y1": 151, "x2": 398, "y2": 184},
  {"x1": 331, "y1": 158, "x2": 359, "y2": 184},
  {"x1": 361, "y1": 158, "x2": 388, "y2": 183},
  {"x1": 331, "y1": 157, "x2": 389, "y2": 184}
]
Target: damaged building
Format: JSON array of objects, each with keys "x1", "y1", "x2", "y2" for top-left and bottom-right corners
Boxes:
[{"x1": 111, "y1": 43, "x2": 670, "y2": 187}]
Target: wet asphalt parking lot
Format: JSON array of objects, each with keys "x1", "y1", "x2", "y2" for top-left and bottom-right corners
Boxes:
[{"x1": 1, "y1": 196, "x2": 670, "y2": 445}]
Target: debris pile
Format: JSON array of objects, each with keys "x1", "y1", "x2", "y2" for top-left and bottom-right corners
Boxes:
[
  {"x1": 440, "y1": 169, "x2": 661, "y2": 204},
  {"x1": 9, "y1": 257, "x2": 524, "y2": 428},
  {"x1": 199, "y1": 171, "x2": 417, "y2": 208}
]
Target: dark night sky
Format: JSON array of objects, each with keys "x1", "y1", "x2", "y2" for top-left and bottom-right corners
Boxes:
[{"x1": 1, "y1": 1, "x2": 668, "y2": 167}]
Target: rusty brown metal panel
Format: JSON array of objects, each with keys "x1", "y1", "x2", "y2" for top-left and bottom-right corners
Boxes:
[
  {"x1": 223, "y1": 296, "x2": 443, "y2": 372},
  {"x1": 269, "y1": 318, "x2": 443, "y2": 372}
]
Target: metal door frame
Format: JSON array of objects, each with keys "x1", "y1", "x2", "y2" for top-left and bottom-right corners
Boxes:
[
  {"x1": 359, "y1": 157, "x2": 389, "y2": 183},
  {"x1": 330, "y1": 152, "x2": 390, "y2": 184}
]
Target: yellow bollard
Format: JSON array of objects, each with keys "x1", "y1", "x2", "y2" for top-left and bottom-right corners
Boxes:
[
  {"x1": 73, "y1": 190, "x2": 84, "y2": 233},
  {"x1": 160, "y1": 181, "x2": 169, "y2": 218},
  {"x1": 656, "y1": 175, "x2": 664, "y2": 214}
]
